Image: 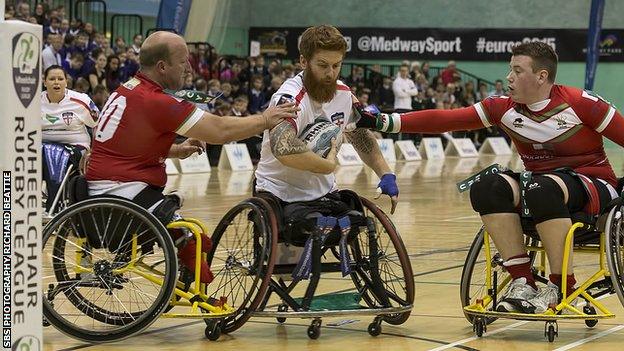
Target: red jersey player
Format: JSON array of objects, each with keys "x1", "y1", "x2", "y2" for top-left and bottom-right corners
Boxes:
[
  {"x1": 86, "y1": 31, "x2": 298, "y2": 283},
  {"x1": 356, "y1": 42, "x2": 624, "y2": 313}
]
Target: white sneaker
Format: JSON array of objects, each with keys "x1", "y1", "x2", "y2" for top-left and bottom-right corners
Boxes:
[
  {"x1": 526, "y1": 281, "x2": 559, "y2": 314},
  {"x1": 496, "y1": 277, "x2": 537, "y2": 313}
]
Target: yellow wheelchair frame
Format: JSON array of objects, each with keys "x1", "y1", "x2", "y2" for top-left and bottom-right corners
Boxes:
[{"x1": 464, "y1": 221, "x2": 617, "y2": 342}]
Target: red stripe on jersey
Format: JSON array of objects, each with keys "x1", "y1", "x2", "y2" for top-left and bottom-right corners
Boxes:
[
  {"x1": 337, "y1": 84, "x2": 351, "y2": 91},
  {"x1": 294, "y1": 88, "x2": 306, "y2": 107},
  {"x1": 578, "y1": 175, "x2": 600, "y2": 215},
  {"x1": 70, "y1": 97, "x2": 93, "y2": 117}
]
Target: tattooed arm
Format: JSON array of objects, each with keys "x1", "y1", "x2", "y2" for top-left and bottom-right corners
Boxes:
[
  {"x1": 269, "y1": 121, "x2": 338, "y2": 174},
  {"x1": 345, "y1": 128, "x2": 392, "y2": 177}
]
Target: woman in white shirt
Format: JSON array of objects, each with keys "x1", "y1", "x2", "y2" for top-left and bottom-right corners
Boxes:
[{"x1": 42, "y1": 65, "x2": 100, "y2": 213}]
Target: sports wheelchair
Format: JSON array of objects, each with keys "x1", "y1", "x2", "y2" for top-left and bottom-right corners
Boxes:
[
  {"x1": 206, "y1": 189, "x2": 415, "y2": 339},
  {"x1": 42, "y1": 142, "x2": 86, "y2": 223},
  {"x1": 460, "y1": 177, "x2": 624, "y2": 342},
  {"x1": 42, "y1": 179, "x2": 242, "y2": 343}
]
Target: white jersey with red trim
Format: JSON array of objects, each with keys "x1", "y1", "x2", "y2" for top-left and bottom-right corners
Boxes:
[
  {"x1": 86, "y1": 73, "x2": 204, "y2": 187},
  {"x1": 255, "y1": 73, "x2": 356, "y2": 202},
  {"x1": 474, "y1": 85, "x2": 621, "y2": 186},
  {"x1": 41, "y1": 89, "x2": 99, "y2": 149}
]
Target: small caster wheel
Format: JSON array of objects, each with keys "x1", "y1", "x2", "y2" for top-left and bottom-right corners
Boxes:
[
  {"x1": 368, "y1": 321, "x2": 382, "y2": 337},
  {"x1": 544, "y1": 322, "x2": 558, "y2": 343},
  {"x1": 276, "y1": 304, "x2": 288, "y2": 324},
  {"x1": 205, "y1": 321, "x2": 221, "y2": 341},
  {"x1": 307, "y1": 319, "x2": 321, "y2": 339},
  {"x1": 473, "y1": 318, "x2": 486, "y2": 337},
  {"x1": 583, "y1": 305, "x2": 598, "y2": 328}
]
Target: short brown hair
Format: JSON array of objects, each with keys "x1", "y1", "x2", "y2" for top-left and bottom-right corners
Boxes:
[
  {"x1": 299, "y1": 25, "x2": 347, "y2": 60},
  {"x1": 139, "y1": 42, "x2": 171, "y2": 68},
  {"x1": 511, "y1": 42, "x2": 558, "y2": 83}
]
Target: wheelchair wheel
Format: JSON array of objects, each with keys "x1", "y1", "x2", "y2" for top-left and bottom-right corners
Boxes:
[
  {"x1": 459, "y1": 226, "x2": 539, "y2": 324},
  {"x1": 42, "y1": 198, "x2": 178, "y2": 343},
  {"x1": 349, "y1": 197, "x2": 415, "y2": 325},
  {"x1": 605, "y1": 203, "x2": 624, "y2": 306},
  {"x1": 205, "y1": 197, "x2": 277, "y2": 334}
]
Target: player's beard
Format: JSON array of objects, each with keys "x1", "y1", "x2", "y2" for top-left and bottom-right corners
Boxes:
[{"x1": 303, "y1": 69, "x2": 337, "y2": 103}]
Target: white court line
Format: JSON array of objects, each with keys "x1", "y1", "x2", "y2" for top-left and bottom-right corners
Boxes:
[
  {"x1": 441, "y1": 215, "x2": 481, "y2": 222},
  {"x1": 553, "y1": 324, "x2": 624, "y2": 351},
  {"x1": 427, "y1": 294, "x2": 613, "y2": 351},
  {"x1": 426, "y1": 321, "x2": 529, "y2": 351}
]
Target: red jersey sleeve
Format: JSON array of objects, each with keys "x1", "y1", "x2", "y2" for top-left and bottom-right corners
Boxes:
[
  {"x1": 572, "y1": 88, "x2": 624, "y2": 147},
  {"x1": 398, "y1": 106, "x2": 486, "y2": 133},
  {"x1": 476, "y1": 95, "x2": 514, "y2": 126},
  {"x1": 149, "y1": 93, "x2": 204, "y2": 135}
]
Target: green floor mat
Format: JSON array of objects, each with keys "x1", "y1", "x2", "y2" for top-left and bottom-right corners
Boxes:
[{"x1": 293, "y1": 292, "x2": 362, "y2": 311}]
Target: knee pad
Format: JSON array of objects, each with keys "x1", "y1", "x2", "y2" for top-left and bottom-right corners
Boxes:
[
  {"x1": 524, "y1": 176, "x2": 569, "y2": 224},
  {"x1": 469, "y1": 174, "x2": 516, "y2": 215}
]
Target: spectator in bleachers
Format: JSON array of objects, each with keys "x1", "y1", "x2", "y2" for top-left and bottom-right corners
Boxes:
[
  {"x1": 131, "y1": 34, "x2": 143, "y2": 54},
  {"x1": 182, "y1": 74, "x2": 195, "y2": 90},
  {"x1": 43, "y1": 33, "x2": 63, "y2": 71},
  {"x1": 105, "y1": 55, "x2": 122, "y2": 92},
  {"x1": 44, "y1": 16, "x2": 61, "y2": 38},
  {"x1": 91, "y1": 84, "x2": 110, "y2": 111},
  {"x1": 420, "y1": 61, "x2": 431, "y2": 81},
  {"x1": 232, "y1": 96, "x2": 250, "y2": 116},
  {"x1": 248, "y1": 74, "x2": 267, "y2": 114},
  {"x1": 33, "y1": 3, "x2": 46, "y2": 25},
  {"x1": 207, "y1": 79, "x2": 221, "y2": 97},
  {"x1": 392, "y1": 64, "x2": 418, "y2": 114},
  {"x1": 119, "y1": 47, "x2": 139, "y2": 81},
  {"x1": 477, "y1": 82, "x2": 489, "y2": 101},
  {"x1": 377, "y1": 77, "x2": 395, "y2": 110},
  {"x1": 440, "y1": 60, "x2": 460, "y2": 85},
  {"x1": 283, "y1": 63, "x2": 295, "y2": 79},
  {"x1": 489, "y1": 79, "x2": 506, "y2": 96},
  {"x1": 69, "y1": 19, "x2": 83, "y2": 36},
  {"x1": 84, "y1": 22, "x2": 95, "y2": 38},
  {"x1": 60, "y1": 19, "x2": 70, "y2": 37},
  {"x1": 266, "y1": 76, "x2": 284, "y2": 100},
  {"x1": 460, "y1": 81, "x2": 478, "y2": 107},
  {"x1": 195, "y1": 78, "x2": 208, "y2": 93},
  {"x1": 15, "y1": 2, "x2": 30, "y2": 21},
  {"x1": 72, "y1": 31, "x2": 95, "y2": 58},
  {"x1": 63, "y1": 52, "x2": 87, "y2": 81},
  {"x1": 73, "y1": 77, "x2": 90, "y2": 94},
  {"x1": 357, "y1": 91, "x2": 370, "y2": 107},
  {"x1": 88, "y1": 51, "x2": 107, "y2": 91},
  {"x1": 4, "y1": 4, "x2": 15, "y2": 20},
  {"x1": 220, "y1": 82, "x2": 234, "y2": 104},
  {"x1": 250, "y1": 56, "x2": 270, "y2": 80},
  {"x1": 409, "y1": 61, "x2": 421, "y2": 81},
  {"x1": 113, "y1": 37, "x2": 127, "y2": 54},
  {"x1": 442, "y1": 83, "x2": 457, "y2": 109},
  {"x1": 230, "y1": 79, "x2": 245, "y2": 98},
  {"x1": 215, "y1": 101, "x2": 232, "y2": 116},
  {"x1": 55, "y1": 5, "x2": 66, "y2": 20}
]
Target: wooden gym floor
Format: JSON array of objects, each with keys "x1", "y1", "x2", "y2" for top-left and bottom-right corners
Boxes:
[{"x1": 43, "y1": 150, "x2": 624, "y2": 351}]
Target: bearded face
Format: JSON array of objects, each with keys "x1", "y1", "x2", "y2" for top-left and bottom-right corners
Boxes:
[{"x1": 301, "y1": 50, "x2": 343, "y2": 103}]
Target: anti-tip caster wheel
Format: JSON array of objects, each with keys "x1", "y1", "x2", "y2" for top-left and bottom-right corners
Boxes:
[
  {"x1": 307, "y1": 319, "x2": 322, "y2": 340},
  {"x1": 276, "y1": 304, "x2": 288, "y2": 324},
  {"x1": 205, "y1": 320, "x2": 222, "y2": 341}
]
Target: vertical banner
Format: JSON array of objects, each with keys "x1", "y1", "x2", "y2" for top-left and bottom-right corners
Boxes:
[
  {"x1": 156, "y1": 0, "x2": 192, "y2": 35},
  {"x1": 0, "y1": 20, "x2": 42, "y2": 351},
  {"x1": 585, "y1": 0, "x2": 605, "y2": 90}
]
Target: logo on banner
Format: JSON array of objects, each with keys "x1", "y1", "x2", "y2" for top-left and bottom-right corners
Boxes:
[
  {"x1": 62, "y1": 111, "x2": 74, "y2": 125},
  {"x1": 13, "y1": 335, "x2": 41, "y2": 351},
  {"x1": 330, "y1": 112, "x2": 345, "y2": 126},
  {"x1": 12, "y1": 32, "x2": 40, "y2": 108},
  {"x1": 233, "y1": 145, "x2": 244, "y2": 160}
]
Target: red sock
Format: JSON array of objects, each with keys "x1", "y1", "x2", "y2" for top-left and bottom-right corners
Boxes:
[
  {"x1": 549, "y1": 274, "x2": 576, "y2": 296},
  {"x1": 503, "y1": 254, "x2": 537, "y2": 290}
]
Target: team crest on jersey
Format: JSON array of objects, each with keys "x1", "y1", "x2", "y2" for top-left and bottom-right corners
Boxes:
[
  {"x1": 513, "y1": 117, "x2": 524, "y2": 128},
  {"x1": 555, "y1": 115, "x2": 569, "y2": 130},
  {"x1": 62, "y1": 111, "x2": 74, "y2": 125},
  {"x1": 330, "y1": 112, "x2": 345, "y2": 126}
]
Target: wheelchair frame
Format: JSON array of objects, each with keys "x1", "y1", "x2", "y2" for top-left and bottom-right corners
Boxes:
[
  {"x1": 43, "y1": 198, "x2": 236, "y2": 343},
  {"x1": 462, "y1": 202, "x2": 624, "y2": 342}
]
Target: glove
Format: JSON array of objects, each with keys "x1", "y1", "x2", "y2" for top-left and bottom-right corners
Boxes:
[
  {"x1": 353, "y1": 103, "x2": 401, "y2": 133},
  {"x1": 375, "y1": 173, "x2": 399, "y2": 214},
  {"x1": 353, "y1": 102, "x2": 382, "y2": 130}
]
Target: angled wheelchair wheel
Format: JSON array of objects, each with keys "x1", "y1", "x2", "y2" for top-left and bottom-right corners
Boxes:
[
  {"x1": 205, "y1": 197, "x2": 277, "y2": 334},
  {"x1": 42, "y1": 198, "x2": 178, "y2": 343},
  {"x1": 605, "y1": 203, "x2": 624, "y2": 307},
  {"x1": 349, "y1": 197, "x2": 415, "y2": 325},
  {"x1": 459, "y1": 226, "x2": 540, "y2": 325}
]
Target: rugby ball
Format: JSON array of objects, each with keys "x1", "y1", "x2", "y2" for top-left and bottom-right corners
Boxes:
[{"x1": 299, "y1": 120, "x2": 343, "y2": 157}]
